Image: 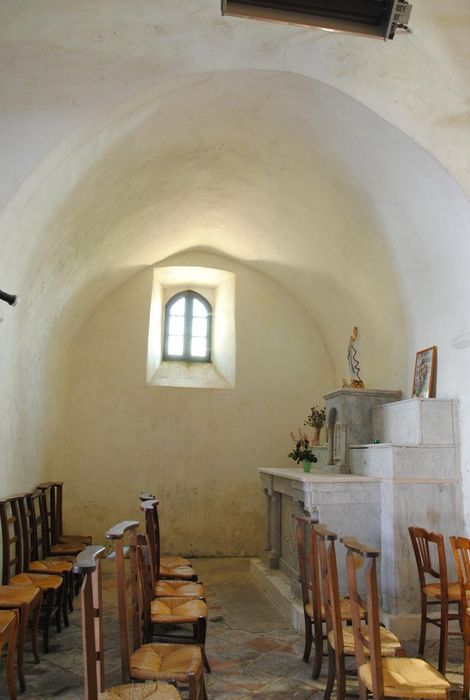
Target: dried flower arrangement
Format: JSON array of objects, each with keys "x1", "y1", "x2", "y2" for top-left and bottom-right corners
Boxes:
[{"x1": 304, "y1": 405, "x2": 326, "y2": 430}]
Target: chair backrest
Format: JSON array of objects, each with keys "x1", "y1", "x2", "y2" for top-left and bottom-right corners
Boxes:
[
  {"x1": 15, "y1": 492, "x2": 35, "y2": 569},
  {"x1": 75, "y1": 545, "x2": 107, "y2": 700},
  {"x1": 450, "y1": 536, "x2": 470, "y2": 611},
  {"x1": 37, "y1": 482, "x2": 62, "y2": 546},
  {"x1": 293, "y1": 514, "x2": 321, "y2": 623},
  {"x1": 141, "y1": 499, "x2": 161, "y2": 584},
  {"x1": 26, "y1": 489, "x2": 51, "y2": 559},
  {"x1": 409, "y1": 526, "x2": 448, "y2": 600},
  {"x1": 343, "y1": 537, "x2": 382, "y2": 698},
  {"x1": 314, "y1": 524, "x2": 344, "y2": 655},
  {"x1": 105, "y1": 520, "x2": 141, "y2": 684},
  {"x1": 137, "y1": 532, "x2": 156, "y2": 643},
  {"x1": 0, "y1": 496, "x2": 24, "y2": 582}
]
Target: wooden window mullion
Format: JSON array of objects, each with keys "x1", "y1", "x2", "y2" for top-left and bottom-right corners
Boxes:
[{"x1": 183, "y1": 295, "x2": 193, "y2": 358}]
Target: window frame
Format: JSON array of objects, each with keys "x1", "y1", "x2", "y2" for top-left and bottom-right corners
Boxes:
[{"x1": 163, "y1": 290, "x2": 212, "y2": 363}]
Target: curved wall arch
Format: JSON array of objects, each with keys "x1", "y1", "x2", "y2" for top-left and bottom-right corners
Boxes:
[{"x1": 0, "y1": 67, "x2": 469, "y2": 532}]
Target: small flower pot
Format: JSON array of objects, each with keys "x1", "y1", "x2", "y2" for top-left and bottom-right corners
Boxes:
[{"x1": 302, "y1": 460, "x2": 312, "y2": 474}]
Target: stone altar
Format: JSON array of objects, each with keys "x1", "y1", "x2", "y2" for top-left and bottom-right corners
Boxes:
[{"x1": 258, "y1": 394, "x2": 463, "y2": 636}]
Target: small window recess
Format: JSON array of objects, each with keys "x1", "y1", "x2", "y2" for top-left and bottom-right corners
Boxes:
[{"x1": 146, "y1": 265, "x2": 236, "y2": 390}]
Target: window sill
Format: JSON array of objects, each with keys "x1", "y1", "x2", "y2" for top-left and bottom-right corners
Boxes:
[{"x1": 149, "y1": 361, "x2": 235, "y2": 390}]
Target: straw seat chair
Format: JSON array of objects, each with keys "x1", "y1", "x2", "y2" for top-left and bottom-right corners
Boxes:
[
  {"x1": 0, "y1": 609, "x2": 18, "y2": 700},
  {"x1": 0, "y1": 496, "x2": 64, "y2": 652},
  {"x1": 137, "y1": 536, "x2": 210, "y2": 672},
  {"x1": 294, "y1": 514, "x2": 365, "y2": 679},
  {"x1": 0, "y1": 585, "x2": 42, "y2": 692},
  {"x1": 75, "y1": 545, "x2": 182, "y2": 700},
  {"x1": 106, "y1": 521, "x2": 207, "y2": 700},
  {"x1": 409, "y1": 526, "x2": 461, "y2": 674},
  {"x1": 12, "y1": 493, "x2": 73, "y2": 624},
  {"x1": 35, "y1": 486, "x2": 88, "y2": 557},
  {"x1": 450, "y1": 535, "x2": 470, "y2": 699},
  {"x1": 343, "y1": 536, "x2": 461, "y2": 700},
  {"x1": 140, "y1": 501, "x2": 203, "y2": 598},
  {"x1": 139, "y1": 494, "x2": 191, "y2": 571},
  {"x1": 38, "y1": 482, "x2": 92, "y2": 545},
  {"x1": 314, "y1": 525, "x2": 403, "y2": 700},
  {"x1": 140, "y1": 500, "x2": 198, "y2": 582}
]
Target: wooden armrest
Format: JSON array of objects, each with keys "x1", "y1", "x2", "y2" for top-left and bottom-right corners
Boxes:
[
  {"x1": 292, "y1": 514, "x2": 319, "y2": 525},
  {"x1": 341, "y1": 536, "x2": 380, "y2": 557},
  {"x1": 314, "y1": 524, "x2": 337, "y2": 540},
  {"x1": 105, "y1": 520, "x2": 140, "y2": 540},
  {"x1": 140, "y1": 499, "x2": 159, "y2": 511},
  {"x1": 139, "y1": 492, "x2": 156, "y2": 502},
  {"x1": 37, "y1": 482, "x2": 56, "y2": 490},
  {"x1": 74, "y1": 545, "x2": 107, "y2": 573}
]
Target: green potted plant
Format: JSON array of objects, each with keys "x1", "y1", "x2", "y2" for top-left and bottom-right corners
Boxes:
[{"x1": 289, "y1": 430, "x2": 318, "y2": 473}]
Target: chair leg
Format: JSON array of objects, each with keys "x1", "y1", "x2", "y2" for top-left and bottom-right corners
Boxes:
[
  {"x1": 187, "y1": 672, "x2": 198, "y2": 700},
  {"x1": 438, "y1": 601, "x2": 449, "y2": 674},
  {"x1": 43, "y1": 590, "x2": 54, "y2": 653},
  {"x1": 31, "y1": 595, "x2": 41, "y2": 665},
  {"x1": 312, "y1": 618, "x2": 323, "y2": 679},
  {"x1": 418, "y1": 595, "x2": 427, "y2": 655},
  {"x1": 196, "y1": 618, "x2": 211, "y2": 674},
  {"x1": 6, "y1": 615, "x2": 17, "y2": 700},
  {"x1": 16, "y1": 604, "x2": 28, "y2": 693},
  {"x1": 303, "y1": 614, "x2": 313, "y2": 662},
  {"x1": 55, "y1": 586, "x2": 63, "y2": 634},
  {"x1": 62, "y1": 575, "x2": 69, "y2": 627},
  {"x1": 335, "y1": 651, "x2": 346, "y2": 700},
  {"x1": 358, "y1": 679, "x2": 368, "y2": 700},
  {"x1": 463, "y1": 638, "x2": 470, "y2": 699},
  {"x1": 324, "y1": 644, "x2": 335, "y2": 700}
]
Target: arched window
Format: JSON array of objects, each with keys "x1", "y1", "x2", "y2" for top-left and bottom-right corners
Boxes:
[{"x1": 163, "y1": 290, "x2": 212, "y2": 362}]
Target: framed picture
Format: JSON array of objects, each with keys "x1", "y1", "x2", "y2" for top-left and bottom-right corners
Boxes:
[{"x1": 412, "y1": 346, "x2": 437, "y2": 398}]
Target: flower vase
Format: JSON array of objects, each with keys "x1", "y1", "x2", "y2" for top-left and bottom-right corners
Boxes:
[
  {"x1": 302, "y1": 460, "x2": 311, "y2": 474},
  {"x1": 311, "y1": 426, "x2": 321, "y2": 446}
]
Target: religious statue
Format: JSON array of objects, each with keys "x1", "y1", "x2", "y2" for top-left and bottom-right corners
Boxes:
[{"x1": 343, "y1": 326, "x2": 365, "y2": 389}]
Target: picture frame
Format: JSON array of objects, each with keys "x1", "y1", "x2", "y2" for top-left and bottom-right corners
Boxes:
[{"x1": 412, "y1": 346, "x2": 437, "y2": 398}]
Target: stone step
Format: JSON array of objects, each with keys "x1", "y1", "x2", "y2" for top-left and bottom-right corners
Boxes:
[
  {"x1": 372, "y1": 398, "x2": 457, "y2": 446},
  {"x1": 349, "y1": 442, "x2": 457, "y2": 479}
]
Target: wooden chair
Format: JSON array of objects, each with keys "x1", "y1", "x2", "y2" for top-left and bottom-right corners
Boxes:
[
  {"x1": 75, "y1": 544, "x2": 182, "y2": 700},
  {"x1": 137, "y1": 534, "x2": 210, "y2": 672},
  {"x1": 0, "y1": 585, "x2": 42, "y2": 692},
  {"x1": 141, "y1": 499, "x2": 197, "y2": 582},
  {"x1": 315, "y1": 525, "x2": 403, "y2": 700},
  {"x1": 295, "y1": 513, "x2": 338, "y2": 678},
  {"x1": 450, "y1": 535, "x2": 470, "y2": 698},
  {"x1": 106, "y1": 521, "x2": 207, "y2": 700},
  {"x1": 0, "y1": 609, "x2": 18, "y2": 700},
  {"x1": 37, "y1": 482, "x2": 92, "y2": 547},
  {"x1": 24, "y1": 490, "x2": 75, "y2": 611},
  {"x1": 409, "y1": 526, "x2": 461, "y2": 673},
  {"x1": 0, "y1": 496, "x2": 64, "y2": 652},
  {"x1": 13, "y1": 492, "x2": 72, "y2": 626},
  {"x1": 140, "y1": 501, "x2": 204, "y2": 598},
  {"x1": 343, "y1": 536, "x2": 461, "y2": 700},
  {"x1": 36, "y1": 484, "x2": 89, "y2": 555}
]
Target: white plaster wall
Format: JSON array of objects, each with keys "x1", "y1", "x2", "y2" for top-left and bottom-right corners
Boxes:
[
  {"x1": 0, "y1": 0, "x2": 470, "y2": 535},
  {"x1": 63, "y1": 253, "x2": 334, "y2": 553}
]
